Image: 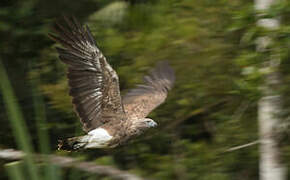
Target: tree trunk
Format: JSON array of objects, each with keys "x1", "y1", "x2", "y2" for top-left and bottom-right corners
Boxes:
[{"x1": 255, "y1": 0, "x2": 287, "y2": 180}]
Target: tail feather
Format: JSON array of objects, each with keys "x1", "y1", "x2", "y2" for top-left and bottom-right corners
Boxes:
[{"x1": 58, "y1": 136, "x2": 87, "y2": 151}]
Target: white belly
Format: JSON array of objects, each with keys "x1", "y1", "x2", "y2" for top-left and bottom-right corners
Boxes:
[{"x1": 85, "y1": 128, "x2": 113, "y2": 148}]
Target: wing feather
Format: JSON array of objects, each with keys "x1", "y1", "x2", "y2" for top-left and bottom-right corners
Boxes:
[
  {"x1": 123, "y1": 61, "x2": 175, "y2": 119},
  {"x1": 49, "y1": 17, "x2": 125, "y2": 132}
]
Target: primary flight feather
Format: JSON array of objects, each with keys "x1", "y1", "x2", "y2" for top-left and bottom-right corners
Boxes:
[{"x1": 49, "y1": 17, "x2": 175, "y2": 150}]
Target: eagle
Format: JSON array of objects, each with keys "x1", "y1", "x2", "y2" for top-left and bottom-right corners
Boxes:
[{"x1": 49, "y1": 17, "x2": 175, "y2": 150}]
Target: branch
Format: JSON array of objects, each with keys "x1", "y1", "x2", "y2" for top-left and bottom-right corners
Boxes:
[
  {"x1": 0, "y1": 148, "x2": 144, "y2": 180},
  {"x1": 231, "y1": 100, "x2": 251, "y2": 122},
  {"x1": 225, "y1": 140, "x2": 260, "y2": 152}
]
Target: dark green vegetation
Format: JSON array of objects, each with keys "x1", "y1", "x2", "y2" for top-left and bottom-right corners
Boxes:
[{"x1": 1, "y1": 0, "x2": 290, "y2": 179}]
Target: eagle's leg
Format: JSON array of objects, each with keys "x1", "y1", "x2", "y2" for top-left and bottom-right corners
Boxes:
[{"x1": 58, "y1": 135, "x2": 89, "y2": 151}]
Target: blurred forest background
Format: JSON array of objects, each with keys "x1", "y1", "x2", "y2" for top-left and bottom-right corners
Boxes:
[{"x1": 0, "y1": 0, "x2": 290, "y2": 179}]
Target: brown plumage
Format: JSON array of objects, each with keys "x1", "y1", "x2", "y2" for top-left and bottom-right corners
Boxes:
[{"x1": 49, "y1": 17, "x2": 175, "y2": 150}]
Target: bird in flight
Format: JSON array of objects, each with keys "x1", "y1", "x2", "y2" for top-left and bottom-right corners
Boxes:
[{"x1": 49, "y1": 17, "x2": 175, "y2": 150}]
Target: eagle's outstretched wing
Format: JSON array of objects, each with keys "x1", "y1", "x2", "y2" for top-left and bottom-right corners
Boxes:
[
  {"x1": 123, "y1": 61, "x2": 175, "y2": 119},
  {"x1": 49, "y1": 17, "x2": 125, "y2": 132}
]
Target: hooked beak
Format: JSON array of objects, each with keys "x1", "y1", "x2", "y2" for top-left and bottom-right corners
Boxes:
[{"x1": 151, "y1": 121, "x2": 158, "y2": 127}]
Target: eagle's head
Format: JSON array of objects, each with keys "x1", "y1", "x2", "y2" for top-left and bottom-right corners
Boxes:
[
  {"x1": 141, "y1": 118, "x2": 158, "y2": 128},
  {"x1": 132, "y1": 118, "x2": 158, "y2": 133}
]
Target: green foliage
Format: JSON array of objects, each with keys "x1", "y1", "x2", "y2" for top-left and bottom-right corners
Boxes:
[
  {"x1": 0, "y1": 60, "x2": 40, "y2": 180},
  {"x1": 4, "y1": 162, "x2": 24, "y2": 180}
]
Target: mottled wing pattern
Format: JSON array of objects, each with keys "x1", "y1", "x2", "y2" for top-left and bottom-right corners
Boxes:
[
  {"x1": 49, "y1": 17, "x2": 125, "y2": 132},
  {"x1": 123, "y1": 61, "x2": 175, "y2": 119}
]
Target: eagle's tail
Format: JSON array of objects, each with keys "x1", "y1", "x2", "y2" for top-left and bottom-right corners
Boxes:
[{"x1": 58, "y1": 136, "x2": 88, "y2": 151}]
